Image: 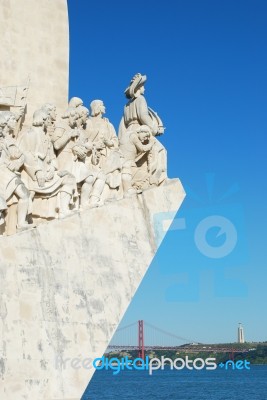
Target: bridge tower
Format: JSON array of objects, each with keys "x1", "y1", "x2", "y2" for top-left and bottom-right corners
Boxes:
[{"x1": 138, "y1": 320, "x2": 145, "y2": 360}]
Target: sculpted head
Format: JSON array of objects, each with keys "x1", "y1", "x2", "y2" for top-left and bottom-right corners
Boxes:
[
  {"x1": 137, "y1": 125, "x2": 151, "y2": 144},
  {"x1": 90, "y1": 100, "x2": 105, "y2": 117},
  {"x1": 62, "y1": 107, "x2": 79, "y2": 128},
  {"x1": 32, "y1": 109, "x2": 48, "y2": 128},
  {"x1": 42, "y1": 103, "x2": 57, "y2": 122},
  {"x1": 124, "y1": 73, "x2": 147, "y2": 99},
  {"x1": 0, "y1": 111, "x2": 17, "y2": 136},
  {"x1": 77, "y1": 105, "x2": 89, "y2": 126},
  {"x1": 0, "y1": 113, "x2": 7, "y2": 136},
  {"x1": 69, "y1": 97, "x2": 83, "y2": 108}
]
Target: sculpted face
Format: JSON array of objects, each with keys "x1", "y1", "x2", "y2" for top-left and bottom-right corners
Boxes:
[
  {"x1": 49, "y1": 107, "x2": 57, "y2": 122},
  {"x1": 100, "y1": 102, "x2": 106, "y2": 115},
  {"x1": 69, "y1": 112, "x2": 78, "y2": 128},
  {"x1": 77, "y1": 113, "x2": 86, "y2": 128},
  {"x1": 8, "y1": 115, "x2": 17, "y2": 131},
  {"x1": 78, "y1": 107, "x2": 89, "y2": 125},
  {"x1": 92, "y1": 101, "x2": 105, "y2": 116},
  {"x1": 43, "y1": 115, "x2": 49, "y2": 129},
  {"x1": 81, "y1": 111, "x2": 88, "y2": 125},
  {"x1": 139, "y1": 130, "x2": 150, "y2": 143},
  {"x1": 140, "y1": 85, "x2": 145, "y2": 95}
]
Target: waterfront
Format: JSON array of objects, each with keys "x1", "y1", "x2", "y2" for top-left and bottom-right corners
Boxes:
[{"x1": 82, "y1": 365, "x2": 267, "y2": 399}]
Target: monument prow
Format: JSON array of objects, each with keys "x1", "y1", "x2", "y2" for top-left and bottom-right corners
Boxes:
[
  {"x1": 0, "y1": 1, "x2": 186, "y2": 398},
  {"x1": 0, "y1": 179, "x2": 185, "y2": 399}
]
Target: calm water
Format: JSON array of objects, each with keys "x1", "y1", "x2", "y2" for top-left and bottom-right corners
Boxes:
[{"x1": 82, "y1": 365, "x2": 267, "y2": 400}]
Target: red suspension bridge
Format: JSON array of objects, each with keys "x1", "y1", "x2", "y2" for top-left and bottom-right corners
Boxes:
[{"x1": 107, "y1": 320, "x2": 250, "y2": 360}]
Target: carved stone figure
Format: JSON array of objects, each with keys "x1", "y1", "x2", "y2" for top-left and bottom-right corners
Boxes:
[
  {"x1": 0, "y1": 111, "x2": 32, "y2": 231},
  {"x1": 85, "y1": 100, "x2": 122, "y2": 201},
  {"x1": 18, "y1": 109, "x2": 76, "y2": 219},
  {"x1": 119, "y1": 125, "x2": 154, "y2": 195},
  {"x1": 0, "y1": 196, "x2": 6, "y2": 226},
  {"x1": 119, "y1": 73, "x2": 167, "y2": 187},
  {"x1": 119, "y1": 73, "x2": 164, "y2": 137},
  {"x1": 77, "y1": 105, "x2": 90, "y2": 130},
  {"x1": 53, "y1": 106, "x2": 106, "y2": 208},
  {"x1": 0, "y1": 73, "x2": 169, "y2": 235},
  {"x1": 41, "y1": 103, "x2": 57, "y2": 136}
]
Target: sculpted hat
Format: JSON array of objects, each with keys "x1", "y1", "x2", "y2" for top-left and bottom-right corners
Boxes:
[{"x1": 125, "y1": 73, "x2": 147, "y2": 99}]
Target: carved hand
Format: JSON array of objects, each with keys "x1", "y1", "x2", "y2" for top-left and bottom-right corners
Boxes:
[
  {"x1": 73, "y1": 145, "x2": 86, "y2": 159},
  {"x1": 9, "y1": 159, "x2": 23, "y2": 172},
  {"x1": 46, "y1": 166, "x2": 55, "y2": 181},
  {"x1": 7, "y1": 161, "x2": 16, "y2": 172},
  {"x1": 57, "y1": 170, "x2": 69, "y2": 178},
  {"x1": 95, "y1": 141, "x2": 105, "y2": 150},
  {"x1": 103, "y1": 138, "x2": 113, "y2": 147},
  {"x1": 18, "y1": 106, "x2": 25, "y2": 118},
  {"x1": 70, "y1": 128, "x2": 79, "y2": 139},
  {"x1": 36, "y1": 171, "x2": 45, "y2": 187},
  {"x1": 157, "y1": 126, "x2": 165, "y2": 135}
]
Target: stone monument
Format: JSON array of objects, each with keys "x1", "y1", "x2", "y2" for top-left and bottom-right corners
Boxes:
[
  {"x1": 0, "y1": 1, "x2": 185, "y2": 399},
  {"x1": 0, "y1": 0, "x2": 69, "y2": 126}
]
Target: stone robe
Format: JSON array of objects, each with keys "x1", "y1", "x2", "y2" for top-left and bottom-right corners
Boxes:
[
  {"x1": 18, "y1": 127, "x2": 73, "y2": 218},
  {"x1": 0, "y1": 136, "x2": 24, "y2": 208},
  {"x1": 85, "y1": 117, "x2": 122, "y2": 190},
  {"x1": 53, "y1": 120, "x2": 92, "y2": 184}
]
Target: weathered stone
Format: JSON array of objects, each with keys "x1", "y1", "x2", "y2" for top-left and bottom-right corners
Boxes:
[
  {"x1": 0, "y1": 3, "x2": 186, "y2": 399},
  {"x1": 0, "y1": 179, "x2": 185, "y2": 399},
  {"x1": 0, "y1": 0, "x2": 69, "y2": 125}
]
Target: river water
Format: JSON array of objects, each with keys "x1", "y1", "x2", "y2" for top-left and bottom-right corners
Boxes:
[{"x1": 82, "y1": 365, "x2": 267, "y2": 399}]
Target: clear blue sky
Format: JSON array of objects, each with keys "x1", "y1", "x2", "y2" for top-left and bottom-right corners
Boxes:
[{"x1": 68, "y1": 0, "x2": 267, "y2": 344}]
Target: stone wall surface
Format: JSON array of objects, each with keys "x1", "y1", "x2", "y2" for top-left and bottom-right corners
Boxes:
[
  {"x1": 0, "y1": 179, "x2": 185, "y2": 400},
  {"x1": 0, "y1": 0, "x2": 69, "y2": 124}
]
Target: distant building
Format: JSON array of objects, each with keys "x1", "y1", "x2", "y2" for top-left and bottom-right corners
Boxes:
[{"x1": 237, "y1": 323, "x2": 245, "y2": 343}]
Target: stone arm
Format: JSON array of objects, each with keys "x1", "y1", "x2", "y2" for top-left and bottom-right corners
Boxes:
[
  {"x1": 75, "y1": 130, "x2": 93, "y2": 152},
  {"x1": 18, "y1": 134, "x2": 42, "y2": 181},
  {"x1": 23, "y1": 150, "x2": 52, "y2": 187},
  {"x1": 72, "y1": 131, "x2": 90, "y2": 160},
  {"x1": 103, "y1": 137, "x2": 115, "y2": 148},
  {"x1": 50, "y1": 157, "x2": 58, "y2": 171},
  {"x1": 12, "y1": 106, "x2": 26, "y2": 138},
  {"x1": 6, "y1": 143, "x2": 25, "y2": 172},
  {"x1": 0, "y1": 138, "x2": 25, "y2": 172},
  {"x1": 52, "y1": 127, "x2": 74, "y2": 151},
  {"x1": 136, "y1": 96, "x2": 157, "y2": 135},
  {"x1": 53, "y1": 127, "x2": 87, "y2": 159},
  {"x1": 104, "y1": 120, "x2": 118, "y2": 148},
  {"x1": 147, "y1": 150, "x2": 153, "y2": 173},
  {"x1": 46, "y1": 142, "x2": 58, "y2": 177},
  {"x1": 22, "y1": 151, "x2": 43, "y2": 182}
]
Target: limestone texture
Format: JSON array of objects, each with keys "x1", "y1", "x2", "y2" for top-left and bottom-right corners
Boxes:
[
  {"x1": 0, "y1": 179, "x2": 185, "y2": 399},
  {"x1": 0, "y1": 0, "x2": 69, "y2": 125}
]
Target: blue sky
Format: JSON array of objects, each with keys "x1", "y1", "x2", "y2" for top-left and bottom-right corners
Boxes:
[{"x1": 68, "y1": 0, "x2": 267, "y2": 344}]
